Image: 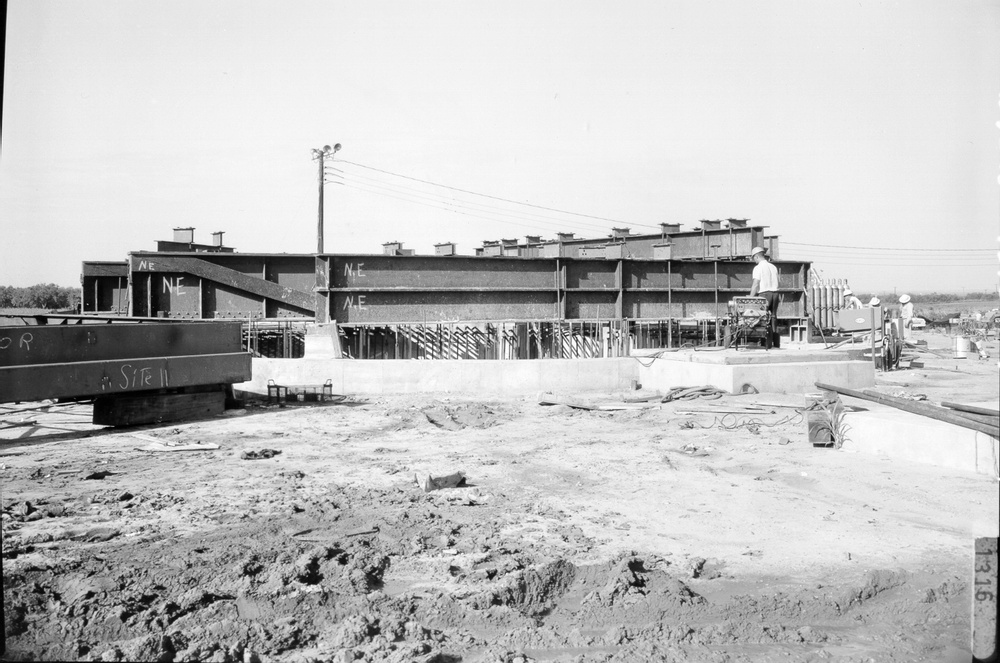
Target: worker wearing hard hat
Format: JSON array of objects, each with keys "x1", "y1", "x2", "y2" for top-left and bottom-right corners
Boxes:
[
  {"x1": 899, "y1": 294, "x2": 914, "y2": 340},
  {"x1": 869, "y1": 297, "x2": 880, "y2": 307},
  {"x1": 843, "y1": 288, "x2": 864, "y2": 309},
  {"x1": 748, "y1": 246, "x2": 780, "y2": 348}
]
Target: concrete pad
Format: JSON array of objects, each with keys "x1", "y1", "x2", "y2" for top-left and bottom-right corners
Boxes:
[
  {"x1": 636, "y1": 348, "x2": 875, "y2": 395},
  {"x1": 239, "y1": 345, "x2": 873, "y2": 398},
  {"x1": 842, "y1": 401, "x2": 1000, "y2": 478}
]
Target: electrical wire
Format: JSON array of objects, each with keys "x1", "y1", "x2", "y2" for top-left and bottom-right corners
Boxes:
[
  {"x1": 690, "y1": 411, "x2": 805, "y2": 431},
  {"x1": 787, "y1": 261, "x2": 997, "y2": 268},
  {"x1": 339, "y1": 181, "x2": 623, "y2": 235},
  {"x1": 339, "y1": 169, "x2": 627, "y2": 235},
  {"x1": 782, "y1": 241, "x2": 992, "y2": 253},
  {"x1": 339, "y1": 159, "x2": 662, "y2": 230}
]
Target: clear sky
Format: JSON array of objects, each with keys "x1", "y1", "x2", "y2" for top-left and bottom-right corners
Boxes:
[{"x1": 2, "y1": 0, "x2": 999, "y2": 294}]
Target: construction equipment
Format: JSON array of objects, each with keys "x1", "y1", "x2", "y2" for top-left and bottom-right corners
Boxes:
[{"x1": 724, "y1": 297, "x2": 771, "y2": 350}]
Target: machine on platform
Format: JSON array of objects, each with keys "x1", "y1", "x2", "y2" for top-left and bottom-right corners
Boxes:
[{"x1": 724, "y1": 297, "x2": 772, "y2": 350}]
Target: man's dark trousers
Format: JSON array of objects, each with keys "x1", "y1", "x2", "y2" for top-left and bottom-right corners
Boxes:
[{"x1": 762, "y1": 291, "x2": 780, "y2": 348}]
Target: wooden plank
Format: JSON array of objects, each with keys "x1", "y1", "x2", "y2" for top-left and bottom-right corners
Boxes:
[
  {"x1": 942, "y1": 400, "x2": 1000, "y2": 418},
  {"x1": 94, "y1": 391, "x2": 225, "y2": 427}
]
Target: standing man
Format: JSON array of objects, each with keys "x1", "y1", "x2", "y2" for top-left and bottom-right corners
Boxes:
[
  {"x1": 749, "y1": 246, "x2": 780, "y2": 348},
  {"x1": 898, "y1": 294, "x2": 914, "y2": 341}
]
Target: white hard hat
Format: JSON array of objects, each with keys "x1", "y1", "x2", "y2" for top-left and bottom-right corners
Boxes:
[
  {"x1": 869, "y1": 297, "x2": 881, "y2": 306},
  {"x1": 899, "y1": 294, "x2": 910, "y2": 304},
  {"x1": 750, "y1": 246, "x2": 766, "y2": 256},
  {"x1": 843, "y1": 288, "x2": 853, "y2": 296}
]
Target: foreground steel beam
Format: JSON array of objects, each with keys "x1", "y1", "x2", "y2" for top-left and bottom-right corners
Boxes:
[
  {"x1": 0, "y1": 353, "x2": 251, "y2": 403},
  {"x1": 0, "y1": 322, "x2": 243, "y2": 367}
]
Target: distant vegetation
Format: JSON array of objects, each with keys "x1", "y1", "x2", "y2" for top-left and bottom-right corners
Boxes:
[
  {"x1": 0, "y1": 284, "x2": 80, "y2": 310},
  {"x1": 857, "y1": 291, "x2": 998, "y2": 303}
]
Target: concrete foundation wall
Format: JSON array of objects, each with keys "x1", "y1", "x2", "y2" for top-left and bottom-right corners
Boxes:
[
  {"x1": 236, "y1": 357, "x2": 641, "y2": 397},
  {"x1": 842, "y1": 404, "x2": 1000, "y2": 477}
]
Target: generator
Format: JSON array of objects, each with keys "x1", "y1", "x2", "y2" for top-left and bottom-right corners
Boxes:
[{"x1": 725, "y1": 296, "x2": 772, "y2": 350}]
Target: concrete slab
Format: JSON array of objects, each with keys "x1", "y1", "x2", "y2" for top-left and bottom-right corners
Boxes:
[
  {"x1": 841, "y1": 400, "x2": 1000, "y2": 478},
  {"x1": 239, "y1": 343, "x2": 874, "y2": 399},
  {"x1": 636, "y1": 348, "x2": 875, "y2": 395},
  {"x1": 632, "y1": 345, "x2": 865, "y2": 365}
]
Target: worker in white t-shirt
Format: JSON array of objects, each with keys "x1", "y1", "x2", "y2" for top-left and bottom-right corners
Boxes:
[
  {"x1": 749, "y1": 246, "x2": 780, "y2": 348},
  {"x1": 843, "y1": 288, "x2": 864, "y2": 309},
  {"x1": 898, "y1": 294, "x2": 914, "y2": 340}
]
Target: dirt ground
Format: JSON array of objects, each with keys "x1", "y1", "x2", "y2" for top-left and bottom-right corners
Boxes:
[{"x1": 2, "y1": 329, "x2": 998, "y2": 662}]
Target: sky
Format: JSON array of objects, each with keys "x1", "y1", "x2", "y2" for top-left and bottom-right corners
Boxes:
[{"x1": 2, "y1": 0, "x2": 999, "y2": 294}]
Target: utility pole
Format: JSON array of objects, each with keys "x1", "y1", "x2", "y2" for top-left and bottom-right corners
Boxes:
[{"x1": 312, "y1": 144, "x2": 341, "y2": 253}]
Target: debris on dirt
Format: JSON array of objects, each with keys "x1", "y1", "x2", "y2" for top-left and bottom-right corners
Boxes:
[
  {"x1": 7, "y1": 501, "x2": 37, "y2": 520},
  {"x1": 538, "y1": 392, "x2": 656, "y2": 411},
  {"x1": 423, "y1": 407, "x2": 464, "y2": 430},
  {"x1": 136, "y1": 441, "x2": 221, "y2": 452},
  {"x1": 777, "y1": 436, "x2": 791, "y2": 445},
  {"x1": 921, "y1": 577, "x2": 966, "y2": 603},
  {"x1": 666, "y1": 443, "x2": 709, "y2": 457},
  {"x1": 891, "y1": 390, "x2": 928, "y2": 401},
  {"x1": 131, "y1": 433, "x2": 221, "y2": 452},
  {"x1": 0, "y1": 418, "x2": 37, "y2": 427},
  {"x1": 423, "y1": 403, "x2": 505, "y2": 429},
  {"x1": 346, "y1": 526, "x2": 380, "y2": 537},
  {"x1": 241, "y1": 449, "x2": 281, "y2": 460},
  {"x1": 416, "y1": 471, "x2": 467, "y2": 492},
  {"x1": 83, "y1": 470, "x2": 115, "y2": 480},
  {"x1": 833, "y1": 569, "x2": 909, "y2": 613},
  {"x1": 69, "y1": 527, "x2": 120, "y2": 543}
]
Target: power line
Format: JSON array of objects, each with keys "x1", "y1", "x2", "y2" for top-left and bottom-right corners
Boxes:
[
  {"x1": 339, "y1": 181, "x2": 590, "y2": 235},
  {"x1": 793, "y1": 261, "x2": 997, "y2": 267},
  {"x1": 340, "y1": 169, "x2": 620, "y2": 235},
  {"x1": 339, "y1": 159, "x2": 661, "y2": 230},
  {"x1": 782, "y1": 241, "x2": 993, "y2": 253},
  {"x1": 783, "y1": 252, "x2": 990, "y2": 262}
]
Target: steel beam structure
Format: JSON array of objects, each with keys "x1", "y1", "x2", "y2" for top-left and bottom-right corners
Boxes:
[
  {"x1": 0, "y1": 353, "x2": 251, "y2": 403},
  {"x1": 130, "y1": 254, "x2": 314, "y2": 318},
  {"x1": 0, "y1": 321, "x2": 251, "y2": 404},
  {"x1": 0, "y1": 322, "x2": 243, "y2": 367},
  {"x1": 319, "y1": 254, "x2": 809, "y2": 324},
  {"x1": 81, "y1": 261, "x2": 130, "y2": 314},
  {"x1": 83, "y1": 249, "x2": 811, "y2": 330}
]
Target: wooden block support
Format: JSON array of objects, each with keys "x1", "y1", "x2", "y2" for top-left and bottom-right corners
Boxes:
[{"x1": 93, "y1": 391, "x2": 225, "y2": 427}]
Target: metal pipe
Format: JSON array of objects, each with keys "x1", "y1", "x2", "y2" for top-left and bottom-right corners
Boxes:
[
  {"x1": 816, "y1": 383, "x2": 1000, "y2": 438},
  {"x1": 819, "y1": 280, "x2": 828, "y2": 330},
  {"x1": 824, "y1": 280, "x2": 834, "y2": 330},
  {"x1": 811, "y1": 279, "x2": 820, "y2": 329}
]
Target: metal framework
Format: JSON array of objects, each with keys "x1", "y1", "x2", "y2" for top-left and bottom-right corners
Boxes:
[{"x1": 80, "y1": 249, "x2": 811, "y2": 359}]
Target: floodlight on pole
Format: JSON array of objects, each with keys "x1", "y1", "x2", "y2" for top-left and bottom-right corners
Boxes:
[{"x1": 312, "y1": 143, "x2": 342, "y2": 254}]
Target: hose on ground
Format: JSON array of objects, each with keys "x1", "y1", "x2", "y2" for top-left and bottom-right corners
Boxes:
[{"x1": 661, "y1": 386, "x2": 727, "y2": 402}]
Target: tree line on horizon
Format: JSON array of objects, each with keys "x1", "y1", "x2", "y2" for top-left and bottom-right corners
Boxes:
[
  {"x1": 0, "y1": 284, "x2": 80, "y2": 310},
  {"x1": 0, "y1": 283, "x2": 995, "y2": 313},
  {"x1": 861, "y1": 291, "x2": 997, "y2": 304}
]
